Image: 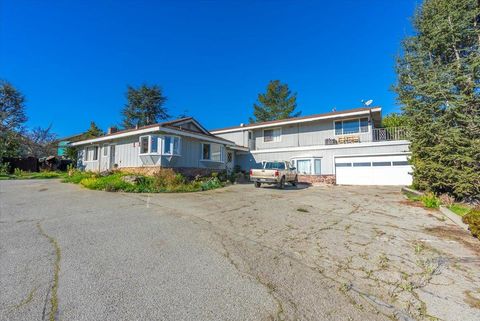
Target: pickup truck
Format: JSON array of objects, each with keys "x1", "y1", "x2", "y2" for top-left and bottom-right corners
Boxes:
[{"x1": 249, "y1": 161, "x2": 298, "y2": 189}]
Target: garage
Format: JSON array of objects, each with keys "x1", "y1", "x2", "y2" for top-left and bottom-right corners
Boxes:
[{"x1": 335, "y1": 154, "x2": 412, "y2": 186}]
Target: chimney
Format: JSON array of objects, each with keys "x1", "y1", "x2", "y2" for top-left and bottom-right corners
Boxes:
[{"x1": 107, "y1": 126, "x2": 118, "y2": 134}]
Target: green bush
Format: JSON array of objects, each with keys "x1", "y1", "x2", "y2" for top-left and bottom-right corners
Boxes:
[
  {"x1": 420, "y1": 193, "x2": 441, "y2": 209},
  {"x1": 462, "y1": 208, "x2": 480, "y2": 239},
  {"x1": 62, "y1": 169, "x2": 225, "y2": 193}
]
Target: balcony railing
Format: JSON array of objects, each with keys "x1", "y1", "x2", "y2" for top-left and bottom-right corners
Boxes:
[{"x1": 372, "y1": 127, "x2": 408, "y2": 142}]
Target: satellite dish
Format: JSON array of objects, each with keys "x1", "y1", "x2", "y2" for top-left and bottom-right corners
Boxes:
[{"x1": 362, "y1": 99, "x2": 374, "y2": 107}]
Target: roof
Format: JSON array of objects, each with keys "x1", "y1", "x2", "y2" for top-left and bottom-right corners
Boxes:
[
  {"x1": 210, "y1": 107, "x2": 382, "y2": 134},
  {"x1": 71, "y1": 117, "x2": 235, "y2": 146}
]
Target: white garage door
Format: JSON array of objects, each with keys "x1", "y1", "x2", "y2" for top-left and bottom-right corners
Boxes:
[{"x1": 335, "y1": 155, "x2": 412, "y2": 186}]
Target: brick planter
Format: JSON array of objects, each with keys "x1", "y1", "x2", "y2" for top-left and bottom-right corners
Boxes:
[{"x1": 297, "y1": 175, "x2": 336, "y2": 185}]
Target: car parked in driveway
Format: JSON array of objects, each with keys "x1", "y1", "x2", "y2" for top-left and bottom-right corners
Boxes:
[{"x1": 249, "y1": 161, "x2": 298, "y2": 189}]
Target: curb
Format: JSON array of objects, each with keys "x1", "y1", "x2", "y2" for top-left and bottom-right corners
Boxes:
[
  {"x1": 401, "y1": 186, "x2": 424, "y2": 196},
  {"x1": 439, "y1": 206, "x2": 469, "y2": 231}
]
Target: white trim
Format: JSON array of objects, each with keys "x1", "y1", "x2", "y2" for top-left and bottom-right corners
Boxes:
[
  {"x1": 333, "y1": 151, "x2": 411, "y2": 158},
  {"x1": 162, "y1": 135, "x2": 182, "y2": 156},
  {"x1": 173, "y1": 119, "x2": 210, "y2": 135},
  {"x1": 210, "y1": 108, "x2": 381, "y2": 134},
  {"x1": 291, "y1": 157, "x2": 322, "y2": 175},
  {"x1": 333, "y1": 116, "x2": 370, "y2": 136},
  {"x1": 250, "y1": 140, "x2": 410, "y2": 154},
  {"x1": 71, "y1": 125, "x2": 234, "y2": 146},
  {"x1": 263, "y1": 127, "x2": 282, "y2": 143},
  {"x1": 201, "y1": 142, "x2": 225, "y2": 163}
]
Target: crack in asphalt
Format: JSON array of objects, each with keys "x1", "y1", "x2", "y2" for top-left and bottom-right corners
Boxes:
[
  {"x1": 36, "y1": 222, "x2": 61, "y2": 321},
  {"x1": 123, "y1": 193, "x2": 419, "y2": 321}
]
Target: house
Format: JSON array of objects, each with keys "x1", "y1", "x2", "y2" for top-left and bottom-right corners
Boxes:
[
  {"x1": 71, "y1": 117, "x2": 246, "y2": 176},
  {"x1": 211, "y1": 106, "x2": 412, "y2": 186},
  {"x1": 72, "y1": 106, "x2": 412, "y2": 186},
  {"x1": 56, "y1": 132, "x2": 89, "y2": 157}
]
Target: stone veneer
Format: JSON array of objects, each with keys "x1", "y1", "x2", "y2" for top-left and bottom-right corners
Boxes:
[
  {"x1": 117, "y1": 166, "x2": 223, "y2": 178},
  {"x1": 297, "y1": 175, "x2": 336, "y2": 185}
]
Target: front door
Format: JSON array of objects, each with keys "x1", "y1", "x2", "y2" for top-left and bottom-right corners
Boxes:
[
  {"x1": 226, "y1": 151, "x2": 234, "y2": 173},
  {"x1": 109, "y1": 145, "x2": 116, "y2": 170}
]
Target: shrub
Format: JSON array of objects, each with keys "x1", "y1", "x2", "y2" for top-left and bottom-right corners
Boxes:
[
  {"x1": 420, "y1": 193, "x2": 441, "y2": 209},
  {"x1": 0, "y1": 162, "x2": 10, "y2": 175},
  {"x1": 14, "y1": 168, "x2": 26, "y2": 176},
  {"x1": 463, "y1": 208, "x2": 480, "y2": 239},
  {"x1": 439, "y1": 194, "x2": 454, "y2": 207},
  {"x1": 201, "y1": 177, "x2": 223, "y2": 191}
]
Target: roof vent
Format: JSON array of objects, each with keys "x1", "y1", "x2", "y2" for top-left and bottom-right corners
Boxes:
[{"x1": 240, "y1": 123, "x2": 244, "y2": 127}]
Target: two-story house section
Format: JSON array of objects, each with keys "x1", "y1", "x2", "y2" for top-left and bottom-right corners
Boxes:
[{"x1": 211, "y1": 107, "x2": 412, "y2": 186}]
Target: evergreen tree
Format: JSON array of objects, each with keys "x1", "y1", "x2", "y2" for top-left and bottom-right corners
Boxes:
[
  {"x1": 395, "y1": 0, "x2": 480, "y2": 200},
  {"x1": 84, "y1": 121, "x2": 103, "y2": 138},
  {"x1": 121, "y1": 84, "x2": 169, "y2": 128},
  {"x1": 249, "y1": 80, "x2": 300, "y2": 123},
  {"x1": 381, "y1": 113, "x2": 408, "y2": 128}
]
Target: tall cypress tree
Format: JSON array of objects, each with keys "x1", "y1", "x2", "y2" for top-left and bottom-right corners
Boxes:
[
  {"x1": 395, "y1": 0, "x2": 480, "y2": 200},
  {"x1": 249, "y1": 80, "x2": 300, "y2": 123}
]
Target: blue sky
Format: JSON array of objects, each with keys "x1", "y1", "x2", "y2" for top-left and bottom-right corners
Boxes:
[{"x1": 1, "y1": 0, "x2": 418, "y2": 137}]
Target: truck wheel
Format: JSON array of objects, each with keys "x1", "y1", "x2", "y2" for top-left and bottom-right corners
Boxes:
[
  {"x1": 255, "y1": 182, "x2": 261, "y2": 188},
  {"x1": 291, "y1": 175, "x2": 298, "y2": 187},
  {"x1": 278, "y1": 177, "x2": 285, "y2": 189}
]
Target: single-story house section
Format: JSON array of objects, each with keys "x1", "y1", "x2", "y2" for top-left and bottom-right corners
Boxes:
[
  {"x1": 72, "y1": 106, "x2": 412, "y2": 186},
  {"x1": 211, "y1": 106, "x2": 413, "y2": 186},
  {"x1": 71, "y1": 117, "x2": 247, "y2": 176}
]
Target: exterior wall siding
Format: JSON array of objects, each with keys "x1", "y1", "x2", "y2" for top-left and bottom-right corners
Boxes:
[
  {"x1": 215, "y1": 117, "x2": 374, "y2": 151},
  {"x1": 235, "y1": 142, "x2": 410, "y2": 175},
  {"x1": 77, "y1": 131, "x2": 226, "y2": 172}
]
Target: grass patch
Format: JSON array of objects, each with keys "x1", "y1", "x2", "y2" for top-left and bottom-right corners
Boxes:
[
  {"x1": 62, "y1": 169, "x2": 225, "y2": 193},
  {"x1": 448, "y1": 203, "x2": 472, "y2": 217},
  {"x1": 0, "y1": 170, "x2": 67, "y2": 180}
]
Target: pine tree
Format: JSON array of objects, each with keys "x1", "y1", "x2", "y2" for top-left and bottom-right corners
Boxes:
[
  {"x1": 395, "y1": 0, "x2": 480, "y2": 200},
  {"x1": 249, "y1": 80, "x2": 300, "y2": 123},
  {"x1": 84, "y1": 121, "x2": 103, "y2": 138},
  {"x1": 121, "y1": 84, "x2": 169, "y2": 128}
]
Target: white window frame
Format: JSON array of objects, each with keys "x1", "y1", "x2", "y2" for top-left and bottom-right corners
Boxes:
[
  {"x1": 292, "y1": 157, "x2": 322, "y2": 175},
  {"x1": 333, "y1": 117, "x2": 369, "y2": 136},
  {"x1": 263, "y1": 127, "x2": 282, "y2": 143},
  {"x1": 84, "y1": 145, "x2": 99, "y2": 162},
  {"x1": 201, "y1": 143, "x2": 225, "y2": 163},
  {"x1": 162, "y1": 135, "x2": 181, "y2": 156},
  {"x1": 139, "y1": 135, "x2": 160, "y2": 155}
]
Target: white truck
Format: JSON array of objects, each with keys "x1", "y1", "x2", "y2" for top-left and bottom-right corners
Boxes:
[{"x1": 249, "y1": 161, "x2": 298, "y2": 189}]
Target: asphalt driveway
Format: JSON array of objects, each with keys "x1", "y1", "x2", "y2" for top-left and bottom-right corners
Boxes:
[{"x1": 0, "y1": 180, "x2": 479, "y2": 321}]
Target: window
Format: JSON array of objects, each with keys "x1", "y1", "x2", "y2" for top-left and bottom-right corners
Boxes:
[
  {"x1": 139, "y1": 135, "x2": 161, "y2": 154},
  {"x1": 393, "y1": 161, "x2": 409, "y2": 166},
  {"x1": 202, "y1": 143, "x2": 224, "y2": 162},
  {"x1": 264, "y1": 161, "x2": 286, "y2": 170},
  {"x1": 296, "y1": 160, "x2": 311, "y2": 175},
  {"x1": 263, "y1": 128, "x2": 281, "y2": 142},
  {"x1": 248, "y1": 131, "x2": 253, "y2": 140},
  {"x1": 103, "y1": 144, "x2": 108, "y2": 156},
  {"x1": 353, "y1": 162, "x2": 371, "y2": 167},
  {"x1": 293, "y1": 158, "x2": 321, "y2": 175},
  {"x1": 85, "y1": 146, "x2": 99, "y2": 161},
  {"x1": 140, "y1": 136, "x2": 149, "y2": 154},
  {"x1": 163, "y1": 136, "x2": 180, "y2": 155},
  {"x1": 203, "y1": 144, "x2": 210, "y2": 160},
  {"x1": 336, "y1": 162, "x2": 352, "y2": 167},
  {"x1": 373, "y1": 161, "x2": 391, "y2": 166},
  {"x1": 334, "y1": 117, "x2": 369, "y2": 135}
]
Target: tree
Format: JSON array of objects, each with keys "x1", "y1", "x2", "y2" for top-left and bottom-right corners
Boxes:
[
  {"x1": 121, "y1": 84, "x2": 169, "y2": 128},
  {"x1": 381, "y1": 113, "x2": 408, "y2": 128},
  {"x1": 23, "y1": 125, "x2": 57, "y2": 158},
  {"x1": 84, "y1": 121, "x2": 103, "y2": 138},
  {"x1": 249, "y1": 80, "x2": 300, "y2": 123},
  {"x1": 394, "y1": 0, "x2": 480, "y2": 200},
  {"x1": 0, "y1": 80, "x2": 28, "y2": 158}
]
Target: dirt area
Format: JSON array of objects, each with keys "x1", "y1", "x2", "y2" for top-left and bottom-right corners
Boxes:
[{"x1": 133, "y1": 184, "x2": 480, "y2": 321}]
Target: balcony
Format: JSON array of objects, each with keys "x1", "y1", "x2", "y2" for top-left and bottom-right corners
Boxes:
[{"x1": 325, "y1": 127, "x2": 408, "y2": 145}]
